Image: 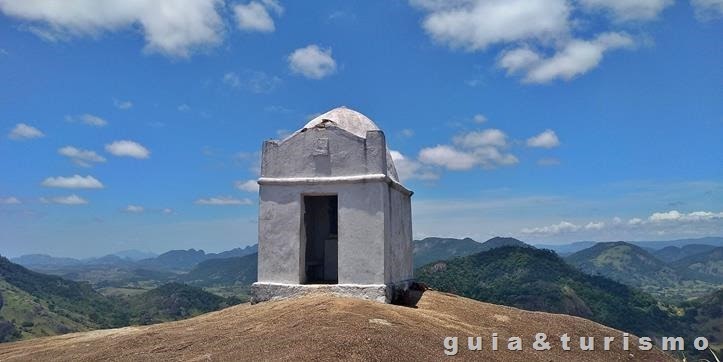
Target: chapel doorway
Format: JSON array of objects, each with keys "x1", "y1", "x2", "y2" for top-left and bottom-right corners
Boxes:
[{"x1": 303, "y1": 195, "x2": 338, "y2": 284}]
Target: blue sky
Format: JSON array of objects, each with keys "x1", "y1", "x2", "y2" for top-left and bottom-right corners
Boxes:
[{"x1": 0, "y1": 0, "x2": 721, "y2": 258}]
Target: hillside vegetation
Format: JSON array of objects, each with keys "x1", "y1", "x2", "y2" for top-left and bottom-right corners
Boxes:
[
  {"x1": 565, "y1": 242, "x2": 723, "y2": 301},
  {"x1": 0, "y1": 256, "x2": 239, "y2": 343},
  {"x1": 416, "y1": 246, "x2": 679, "y2": 337}
]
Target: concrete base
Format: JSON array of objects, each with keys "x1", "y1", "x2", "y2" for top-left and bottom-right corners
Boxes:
[{"x1": 251, "y1": 282, "x2": 390, "y2": 303}]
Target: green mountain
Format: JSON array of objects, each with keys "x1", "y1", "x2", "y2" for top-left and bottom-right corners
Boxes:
[
  {"x1": 672, "y1": 247, "x2": 723, "y2": 283},
  {"x1": 679, "y1": 288, "x2": 723, "y2": 357},
  {"x1": 416, "y1": 246, "x2": 679, "y2": 337},
  {"x1": 565, "y1": 241, "x2": 681, "y2": 289},
  {"x1": 0, "y1": 255, "x2": 244, "y2": 343},
  {"x1": 654, "y1": 244, "x2": 719, "y2": 263},
  {"x1": 565, "y1": 242, "x2": 723, "y2": 301},
  {"x1": 182, "y1": 254, "x2": 257, "y2": 287},
  {"x1": 0, "y1": 255, "x2": 128, "y2": 342},
  {"x1": 124, "y1": 283, "x2": 241, "y2": 325},
  {"x1": 413, "y1": 236, "x2": 529, "y2": 267}
]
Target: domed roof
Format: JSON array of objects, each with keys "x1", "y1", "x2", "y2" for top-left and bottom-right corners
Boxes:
[
  {"x1": 302, "y1": 107, "x2": 380, "y2": 139},
  {"x1": 296, "y1": 106, "x2": 400, "y2": 183}
]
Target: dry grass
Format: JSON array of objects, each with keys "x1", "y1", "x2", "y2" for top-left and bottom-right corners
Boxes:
[{"x1": 0, "y1": 291, "x2": 673, "y2": 361}]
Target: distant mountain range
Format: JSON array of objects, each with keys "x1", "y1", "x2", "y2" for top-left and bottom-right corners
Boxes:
[
  {"x1": 413, "y1": 236, "x2": 529, "y2": 267},
  {"x1": 12, "y1": 245, "x2": 258, "y2": 273},
  {"x1": 565, "y1": 241, "x2": 723, "y2": 301},
  {"x1": 0, "y1": 255, "x2": 239, "y2": 343},
  {"x1": 537, "y1": 236, "x2": 723, "y2": 256}
]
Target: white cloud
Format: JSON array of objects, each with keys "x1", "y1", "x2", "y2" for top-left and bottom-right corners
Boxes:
[
  {"x1": 0, "y1": 0, "x2": 224, "y2": 57},
  {"x1": 649, "y1": 210, "x2": 723, "y2": 222},
  {"x1": 585, "y1": 221, "x2": 605, "y2": 230},
  {"x1": 42, "y1": 175, "x2": 104, "y2": 189},
  {"x1": 235, "y1": 179, "x2": 259, "y2": 192},
  {"x1": 472, "y1": 114, "x2": 487, "y2": 124},
  {"x1": 522, "y1": 210, "x2": 723, "y2": 237},
  {"x1": 234, "y1": 0, "x2": 283, "y2": 33},
  {"x1": 691, "y1": 0, "x2": 723, "y2": 19},
  {"x1": 453, "y1": 129, "x2": 507, "y2": 148},
  {"x1": 521, "y1": 220, "x2": 581, "y2": 235},
  {"x1": 526, "y1": 129, "x2": 560, "y2": 148},
  {"x1": 418, "y1": 145, "x2": 479, "y2": 170},
  {"x1": 628, "y1": 217, "x2": 643, "y2": 225},
  {"x1": 537, "y1": 157, "x2": 561, "y2": 166},
  {"x1": 162, "y1": 208, "x2": 174, "y2": 214},
  {"x1": 124, "y1": 205, "x2": 144, "y2": 213},
  {"x1": 105, "y1": 140, "x2": 150, "y2": 159},
  {"x1": 499, "y1": 32, "x2": 635, "y2": 83},
  {"x1": 8, "y1": 123, "x2": 44, "y2": 140},
  {"x1": 178, "y1": 104, "x2": 191, "y2": 112},
  {"x1": 419, "y1": 129, "x2": 518, "y2": 171},
  {"x1": 400, "y1": 129, "x2": 415, "y2": 138},
  {"x1": 224, "y1": 70, "x2": 281, "y2": 93},
  {"x1": 58, "y1": 146, "x2": 106, "y2": 167},
  {"x1": 288, "y1": 44, "x2": 337, "y2": 79},
  {"x1": 579, "y1": 0, "x2": 673, "y2": 21},
  {"x1": 0, "y1": 196, "x2": 21, "y2": 205},
  {"x1": 113, "y1": 98, "x2": 133, "y2": 110},
  {"x1": 66, "y1": 114, "x2": 108, "y2": 127},
  {"x1": 413, "y1": 0, "x2": 570, "y2": 51},
  {"x1": 195, "y1": 196, "x2": 253, "y2": 205},
  {"x1": 390, "y1": 150, "x2": 440, "y2": 181},
  {"x1": 42, "y1": 194, "x2": 88, "y2": 205}
]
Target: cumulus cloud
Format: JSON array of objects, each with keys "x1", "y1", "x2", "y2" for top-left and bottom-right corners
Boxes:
[
  {"x1": 124, "y1": 205, "x2": 144, "y2": 213},
  {"x1": 66, "y1": 114, "x2": 108, "y2": 127},
  {"x1": 195, "y1": 196, "x2": 253, "y2": 205},
  {"x1": 526, "y1": 129, "x2": 560, "y2": 148},
  {"x1": 521, "y1": 210, "x2": 723, "y2": 237},
  {"x1": 288, "y1": 45, "x2": 337, "y2": 79},
  {"x1": 579, "y1": 0, "x2": 673, "y2": 21},
  {"x1": 472, "y1": 114, "x2": 487, "y2": 124},
  {"x1": 105, "y1": 140, "x2": 150, "y2": 159},
  {"x1": 8, "y1": 123, "x2": 44, "y2": 140},
  {"x1": 113, "y1": 98, "x2": 133, "y2": 110},
  {"x1": 500, "y1": 32, "x2": 635, "y2": 83},
  {"x1": 418, "y1": 145, "x2": 479, "y2": 170},
  {"x1": 42, "y1": 175, "x2": 103, "y2": 189},
  {"x1": 691, "y1": 0, "x2": 723, "y2": 19},
  {"x1": 234, "y1": 0, "x2": 283, "y2": 33},
  {"x1": 0, "y1": 0, "x2": 224, "y2": 57},
  {"x1": 649, "y1": 210, "x2": 723, "y2": 222},
  {"x1": 58, "y1": 146, "x2": 106, "y2": 167},
  {"x1": 235, "y1": 179, "x2": 259, "y2": 192},
  {"x1": 390, "y1": 150, "x2": 440, "y2": 181},
  {"x1": 0, "y1": 196, "x2": 21, "y2": 205},
  {"x1": 453, "y1": 129, "x2": 507, "y2": 148},
  {"x1": 411, "y1": 0, "x2": 646, "y2": 84},
  {"x1": 419, "y1": 128, "x2": 518, "y2": 171},
  {"x1": 42, "y1": 194, "x2": 88, "y2": 205},
  {"x1": 413, "y1": 0, "x2": 570, "y2": 51},
  {"x1": 223, "y1": 70, "x2": 281, "y2": 93}
]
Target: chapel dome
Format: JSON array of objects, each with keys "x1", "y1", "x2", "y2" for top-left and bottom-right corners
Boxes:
[
  {"x1": 299, "y1": 106, "x2": 400, "y2": 182},
  {"x1": 302, "y1": 107, "x2": 380, "y2": 139}
]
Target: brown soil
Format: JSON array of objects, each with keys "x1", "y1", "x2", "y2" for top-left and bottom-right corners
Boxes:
[{"x1": 0, "y1": 291, "x2": 673, "y2": 361}]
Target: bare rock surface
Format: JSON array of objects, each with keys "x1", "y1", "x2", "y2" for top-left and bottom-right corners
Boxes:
[{"x1": 0, "y1": 291, "x2": 673, "y2": 361}]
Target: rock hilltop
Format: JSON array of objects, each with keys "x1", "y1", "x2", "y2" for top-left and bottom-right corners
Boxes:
[{"x1": 0, "y1": 291, "x2": 672, "y2": 361}]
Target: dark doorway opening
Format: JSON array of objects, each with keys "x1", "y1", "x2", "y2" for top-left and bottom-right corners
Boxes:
[{"x1": 303, "y1": 195, "x2": 338, "y2": 284}]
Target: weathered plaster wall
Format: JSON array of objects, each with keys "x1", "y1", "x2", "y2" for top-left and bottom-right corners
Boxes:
[
  {"x1": 258, "y1": 182, "x2": 387, "y2": 285},
  {"x1": 262, "y1": 126, "x2": 387, "y2": 179},
  {"x1": 386, "y1": 187, "x2": 413, "y2": 284}
]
